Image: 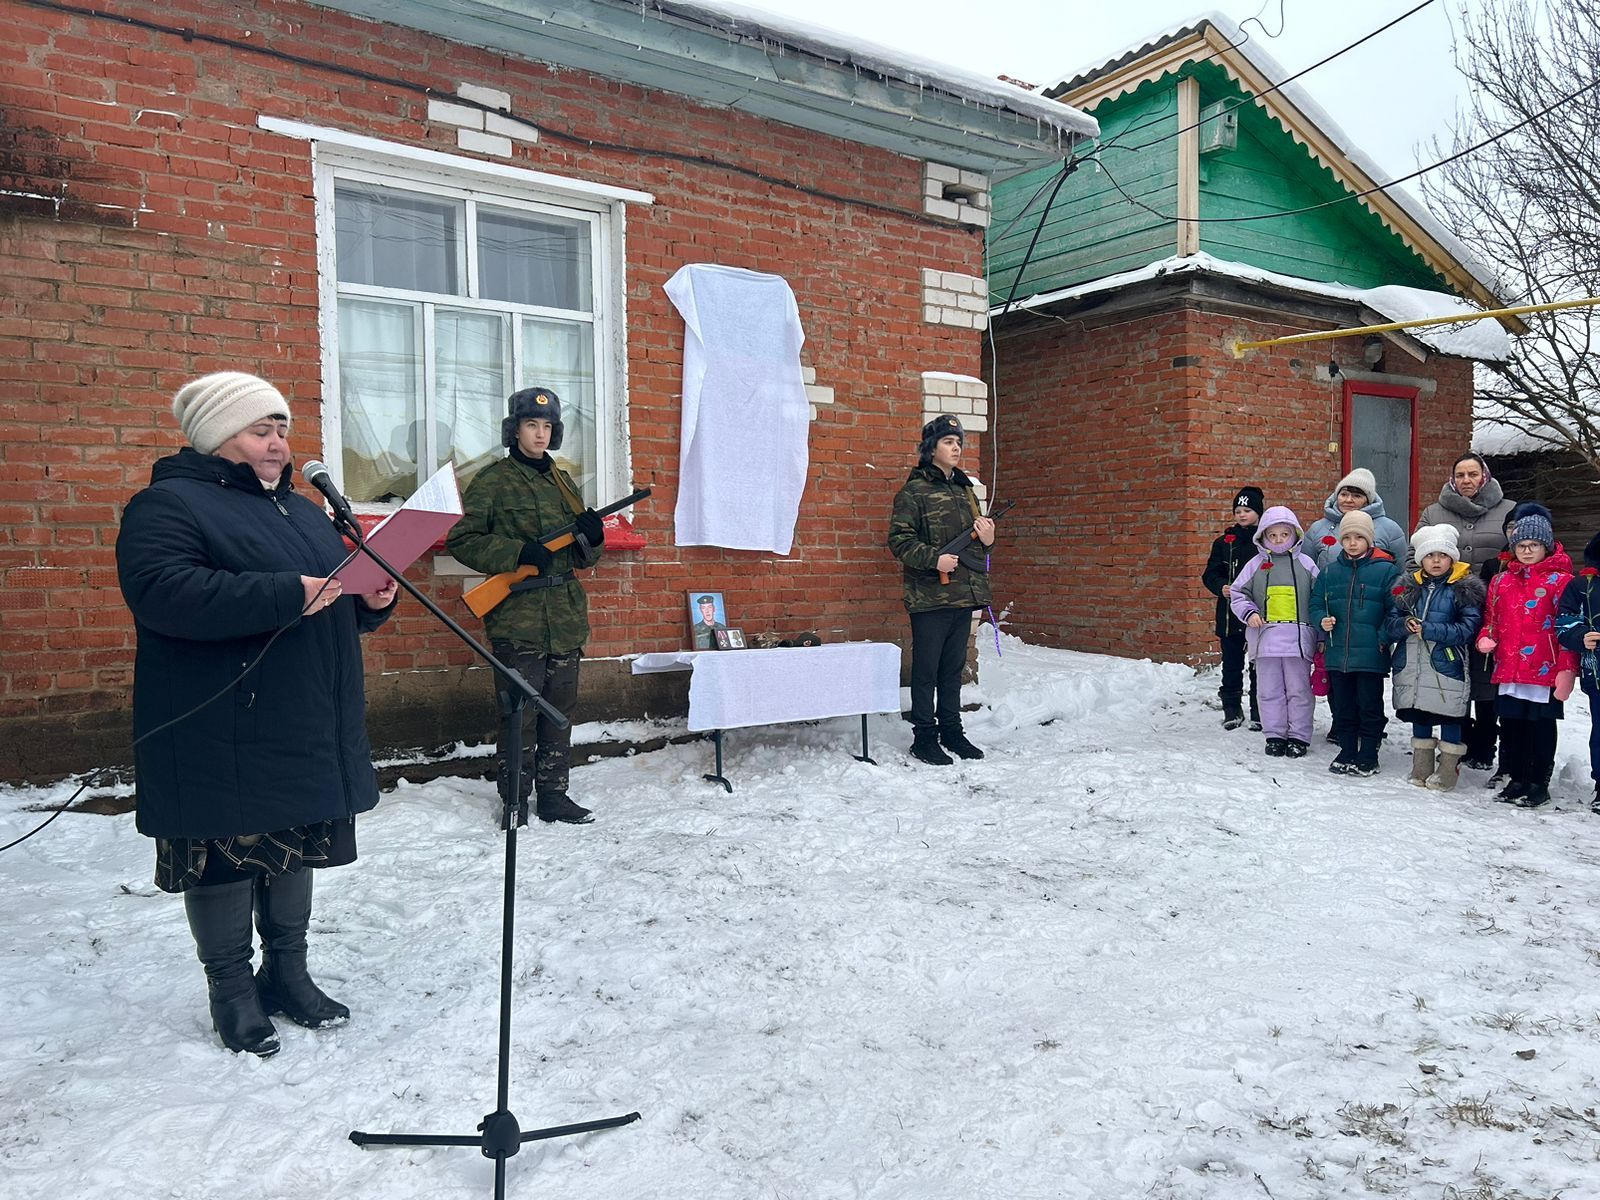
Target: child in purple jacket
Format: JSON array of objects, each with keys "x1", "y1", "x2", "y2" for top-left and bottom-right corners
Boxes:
[{"x1": 1230, "y1": 506, "x2": 1322, "y2": 757}]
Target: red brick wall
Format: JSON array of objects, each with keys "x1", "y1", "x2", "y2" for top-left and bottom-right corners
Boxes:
[
  {"x1": 987, "y1": 301, "x2": 1475, "y2": 662},
  {"x1": 0, "y1": 0, "x2": 988, "y2": 777}
]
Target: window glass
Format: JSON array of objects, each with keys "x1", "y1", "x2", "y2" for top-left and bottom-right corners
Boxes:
[
  {"x1": 520, "y1": 318, "x2": 596, "y2": 497},
  {"x1": 436, "y1": 309, "x2": 508, "y2": 488},
  {"x1": 338, "y1": 298, "x2": 420, "y2": 503},
  {"x1": 477, "y1": 206, "x2": 592, "y2": 311},
  {"x1": 335, "y1": 183, "x2": 464, "y2": 295}
]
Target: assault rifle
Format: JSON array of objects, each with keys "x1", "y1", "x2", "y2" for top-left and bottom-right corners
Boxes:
[
  {"x1": 937, "y1": 498, "x2": 1017, "y2": 584},
  {"x1": 462, "y1": 487, "x2": 651, "y2": 618}
]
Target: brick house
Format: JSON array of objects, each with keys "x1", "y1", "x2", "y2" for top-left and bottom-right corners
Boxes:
[
  {"x1": 981, "y1": 17, "x2": 1521, "y2": 663},
  {"x1": 0, "y1": 0, "x2": 1096, "y2": 780}
]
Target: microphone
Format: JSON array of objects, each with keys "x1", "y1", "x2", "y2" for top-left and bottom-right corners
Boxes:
[{"x1": 302, "y1": 461, "x2": 360, "y2": 537}]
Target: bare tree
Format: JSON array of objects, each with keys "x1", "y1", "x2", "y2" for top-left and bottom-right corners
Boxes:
[{"x1": 1422, "y1": 0, "x2": 1600, "y2": 470}]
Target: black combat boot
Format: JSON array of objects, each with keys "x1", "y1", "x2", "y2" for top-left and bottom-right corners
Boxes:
[
  {"x1": 1347, "y1": 735, "x2": 1382, "y2": 778},
  {"x1": 910, "y1": 727, "x2": 952, "y2": 766},
  {"x1": 536, "y1": 791, "x2": 594, "y2": 824},
  {"x1": 938, "y1": 726, "x2": 984, "y2": 760},
  {"x1": 185, "y1": 878, "x2": 280, "y2": 1057},
  {"x1": 255, "y1": 870, "x2": 350, "y2": 1029}
]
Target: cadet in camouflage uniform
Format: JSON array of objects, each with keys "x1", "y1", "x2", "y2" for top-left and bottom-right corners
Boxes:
[
  {"x1": 887, "y1": 414, "x2": 994, "y2": 766},
  {"x1": 446, "y1": 387, "x2": 607, "y2": 825}
]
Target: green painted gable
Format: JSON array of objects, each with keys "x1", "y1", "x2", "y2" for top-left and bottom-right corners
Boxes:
[{"x1": 989, "y1": 61, "x2": 1447, "y2": 305}]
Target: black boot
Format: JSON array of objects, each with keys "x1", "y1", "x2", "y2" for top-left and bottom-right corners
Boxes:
[
  {"x1": 910, "y1": 727, "x2": 952, "y2": 766},
  {"x1": 185, "y1": 879, "x2": 280, "y2": 1057},
  {"x1": 1265, "y1": 738, "x2": 1287, "y2": 757},
  {"x1": 1591, "y1": 784, "x2": 1599, "y2": 815},
  {"x1": 1347, "y1": 735, "x2": 1382, "y2": 778},
  {"x1": 536, "y1": 791, "x2": 594, "y2": 824},
  {"x1": 254, "y1": 870, "x2": 349, "y2": 1030},
  {"x1": 1329, "y1": 737, "x2": 1357, "y2": 774},
  {"x1": 1222, "y1": 702, "x2": 1245, "y2": 731},
  {"x1": 938, "y1": 726, "x2": 984, "y2": 760},
  {"x1": 1497, "y1": 778, "x2": 1531, "y2": 803}
]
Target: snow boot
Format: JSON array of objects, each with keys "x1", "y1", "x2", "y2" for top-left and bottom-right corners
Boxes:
[
  {"x1": 1485, "y1": 768, "x2": 1510, "y2": 791},
  {"x1": 1265, "y1": 738, "x2": 1288, "y2": 757},
  {"x1": 939, "y1": 726, "x2": 984, "y2": 761},
  {"x1": 1248, "y1": 719, "x2": 1263, "y2": 732},
  {"x1": 254, "y1": 869, "x2": 349, "y2": 1030},
  {"x1": 1329, "y1": 736, "x2": 1357, "y2": 774},
  {"x1": 185, "y1": 878, "x2": 280, "y2": 1057},
  {"x1": 1347, "y1": 735, "x2": 1382, "y2": 778},
  {"x1": 1283, "y1": 739, "x2": 1309, "y2": 758},
  {"x1": 1409, "y1": 738, "x2": 1438, "y2": 788},
  {"x1": 1517, "y1": 782, "x2": 1552, "y2": 809},
  {"x1": 1591, "y1": 784, "x2": 1599, "y2": 815},
  {"x1": 910, "y1": 727, "x2": 952, "y2": 766},
  {"x1": 1222, "y1": 703, "x2": 1245, "y2": 732},
  {"x1": 1496, "y1": 778, "x2": 1531, "y2": 803},
  {"x1": 1427, "y1": 741, "x2": 1466, "y2": 792},
  {"x1": 536, "y1": 791, "x2": 594, "y2": 824}
]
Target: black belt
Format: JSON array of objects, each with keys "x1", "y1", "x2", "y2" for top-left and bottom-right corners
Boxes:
[{"x1": 508, "y1": 571, "x2": 574, "y2": 594}]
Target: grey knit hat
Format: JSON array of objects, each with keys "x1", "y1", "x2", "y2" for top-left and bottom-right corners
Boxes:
[
  {"x1": 1411, "y1": 524, "x2": 1460, "y2": 563},
  {"x1": 171, "y1": 372, "x2": 291, "y2": 455}
]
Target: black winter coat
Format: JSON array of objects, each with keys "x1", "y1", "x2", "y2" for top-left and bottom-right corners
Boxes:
[
  {"x1": 1202, "y1": 524, "x2": 1255, "y2": 637},
  {"x1": 116, "y1": 449, "x2": 395, "y2": 840}
]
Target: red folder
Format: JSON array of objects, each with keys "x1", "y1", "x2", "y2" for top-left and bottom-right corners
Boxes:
[{"x1": 334, "y1": 462, "x2": 462, "y2": 593}]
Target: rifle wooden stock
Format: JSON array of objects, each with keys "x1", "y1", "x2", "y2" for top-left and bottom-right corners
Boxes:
[
  {"x1": 937, "y1": 498, "x2": 1017, "y2": 585},
  {"x1": 462, "y1": 487, "x2": 650, "y2": 618}
]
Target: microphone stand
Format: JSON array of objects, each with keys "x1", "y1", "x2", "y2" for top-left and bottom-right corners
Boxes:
[{"x1": 332, "y1": 514, "x2": 640, "y2": 1197}]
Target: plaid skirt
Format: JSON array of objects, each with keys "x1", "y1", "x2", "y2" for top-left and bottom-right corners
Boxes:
[{"x1": 154, "y1": 818, "x2": 357, "y2": 894}]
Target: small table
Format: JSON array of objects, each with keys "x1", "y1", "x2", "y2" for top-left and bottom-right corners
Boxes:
[{"x1": 630, "y1": 642, "x2": 902, "y2": 791}]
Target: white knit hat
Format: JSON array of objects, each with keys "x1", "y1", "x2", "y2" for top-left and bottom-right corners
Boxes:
[
  {"x1": 1336, "y1": 467, "x2": 1377, "y2": 500},
  {"x1": 171, "y1": 372, "x2": 291, "y2": 455},
  {"x1": 1411, "y1": 524, "x2": 1460, "y2": 564}
]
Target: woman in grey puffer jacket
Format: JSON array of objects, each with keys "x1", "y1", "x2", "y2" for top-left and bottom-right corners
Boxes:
[{"x1": 1414, "y1": 452, "x2": 1516, "y2": 770}]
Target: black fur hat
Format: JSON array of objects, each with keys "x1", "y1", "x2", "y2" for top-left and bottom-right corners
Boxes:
[
  {"x1": 501, "y1": 386, "x2": 564, "y2": 451},
  {"x1": 918, "y1": 414, "x2": 964, "y2": 465}
]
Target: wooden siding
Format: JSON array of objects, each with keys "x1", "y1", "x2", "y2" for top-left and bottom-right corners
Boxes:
[
  {"x1": 1192, "y1": 66, "x2": 1442, "y2": 291},
  {"x1": 991, "y1": 63, "x2": 1449, "y2": 300},
  {"x1": 987, "y1": 77, "x2": 1178, "y2": 304}
]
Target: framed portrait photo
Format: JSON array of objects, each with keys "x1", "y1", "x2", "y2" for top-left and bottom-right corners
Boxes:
[
  {"x1": 713, "y1": 628, "x2": 747, "y2": 651},
  {"x1": 687, "y1": 591, "x2": 729, "y2": 650}
]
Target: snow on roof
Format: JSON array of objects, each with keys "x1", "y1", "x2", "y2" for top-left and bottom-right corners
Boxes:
[
  {"x1": 650, "y1": 1, "x2": 1099, "y2": 139},
  {"x1": 1001, "y1": 251, "x2": 1512, "y2": 361},
  {"x1": 1043, "y1": 12, "x2": 1505, "y2": 304},
  {"x1": 1472, "y1": 397, "x2": 1584, "y2": 458}
]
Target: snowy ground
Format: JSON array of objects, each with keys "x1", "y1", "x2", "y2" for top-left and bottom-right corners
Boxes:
[{"x1": 4, "y1": 636, "x2": 1600, "y2": 1200}]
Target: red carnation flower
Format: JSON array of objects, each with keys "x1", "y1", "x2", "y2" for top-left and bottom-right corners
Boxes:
[
  {"x1": 1583, "y1": 567, "x2": 1599, "y2": 577},
  {"x1": 1322, "y1": 536, "x2": 1336, "y2": 546},
  {"x1": 1392, "y1": 585, "x2": 1406, "y2": 595},
  {"x1": 1223, "y1": 534, "x2": 1236, "y2": 544},
  {"x1": 1499, "y1": 551, "x2": 1511, "y2": 562}
]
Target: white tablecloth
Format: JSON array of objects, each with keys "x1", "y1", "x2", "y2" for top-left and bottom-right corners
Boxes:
[{"x1": 631, "y1": 642, "x2": 902, "y2": 732}]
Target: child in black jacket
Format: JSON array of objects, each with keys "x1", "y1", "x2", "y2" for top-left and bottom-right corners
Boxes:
[
  {"x1": 1202, "y1": 485, "x2": 1263, "y2": 730},
  {"x1": 1556, "y1": 529, "x2": 1600, "y2": 815}
]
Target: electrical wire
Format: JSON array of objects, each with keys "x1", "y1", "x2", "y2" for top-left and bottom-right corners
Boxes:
[
  {"x1": 0, "y1": 554, "x2": 359, "y2": 855},
  {"x1": 1091, "y1": 65, "x2": 1600, "y2": 226}
]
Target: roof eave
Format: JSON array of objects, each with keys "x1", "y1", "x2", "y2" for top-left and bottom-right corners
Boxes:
[{"x1": 306, "y1": 0, "x2": 1096, "y2": 173}]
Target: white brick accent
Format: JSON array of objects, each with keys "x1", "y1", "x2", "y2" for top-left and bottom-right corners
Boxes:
[
  {"x1": 920, "y1": 268, "x2": 989, "y2": 330},
  {"x1": 805, "y1": 384, "x2": 835, "y2": 406},
  {"x1": 457, "y1": 83, "x2": 512, "y2": 110},
  {"x1": 485, "y1": 112, "x2": 539, "y2": 143},
  {"x1": 458, "y1": 129, "x2": 513, "y2": 157},
  {"x1": 801, "y1": 365, "x2": 817, "y2": 385},
  {"x1": 920, "y1": 372, "x2": 989, "y2": 430},
  {"x1": 428, "y1": 98, "x2": 482, "y2": 128},
  {"x1": 922, "y1": 162, "x2": 992, "y2": 228}
]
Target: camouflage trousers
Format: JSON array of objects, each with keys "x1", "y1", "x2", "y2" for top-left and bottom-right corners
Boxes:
[{"x1": 491, "y1": 642, "x2": 582, "y2": 801}]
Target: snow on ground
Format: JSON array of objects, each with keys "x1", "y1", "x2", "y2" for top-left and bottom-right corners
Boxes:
[{"x1": 4, "y1": 636, "x2": 1600, "y2": 1199}]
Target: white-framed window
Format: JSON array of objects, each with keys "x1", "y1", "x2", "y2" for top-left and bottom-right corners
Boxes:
[{"x1": 312, "y1": 152, "x2": 625, "y2": 507}]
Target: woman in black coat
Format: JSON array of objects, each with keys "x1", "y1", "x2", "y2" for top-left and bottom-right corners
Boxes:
[{"x1": 117, "y1": 372, "x2": 397, "y2": 1056}]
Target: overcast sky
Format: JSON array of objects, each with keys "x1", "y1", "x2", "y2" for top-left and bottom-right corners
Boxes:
[{"x1": 752, "y1": 0, "x2": 1481, "y2": 184}]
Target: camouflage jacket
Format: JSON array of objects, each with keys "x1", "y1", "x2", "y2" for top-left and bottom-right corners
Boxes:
[
  {"x1": 446, "y1": 455, "x2": 601, "y2": 652},
  {"x1": 887, "y1": 464, "x2": 994, "y2": 614}
]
